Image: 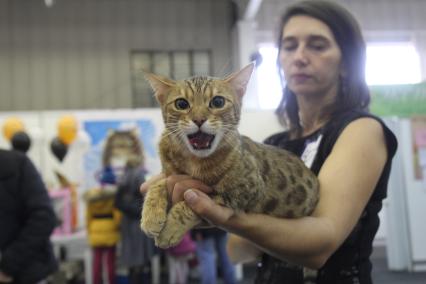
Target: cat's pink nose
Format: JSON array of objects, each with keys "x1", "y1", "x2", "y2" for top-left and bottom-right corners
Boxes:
[{"x1": 193, "y1": 119, "x2": 206, "y2": 127}]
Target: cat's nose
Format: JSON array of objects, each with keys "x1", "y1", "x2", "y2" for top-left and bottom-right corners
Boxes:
[{"x1": 193, "y1": 119, "x2": 206, "y2": 127}]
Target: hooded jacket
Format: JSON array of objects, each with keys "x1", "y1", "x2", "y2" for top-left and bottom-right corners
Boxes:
[{"x1": 0, "y1": 150, "x2": 58, "y2": 284}]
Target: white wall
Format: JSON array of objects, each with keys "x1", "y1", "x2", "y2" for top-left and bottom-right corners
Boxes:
[
  {"x1": 385, "y1": 118, "x2": 426, "y2": 271},
  {"x1": 397, "y1": 119, "x2": 426, "y2": 268}
]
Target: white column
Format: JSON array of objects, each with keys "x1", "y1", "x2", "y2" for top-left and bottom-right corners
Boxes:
[
  {"x1": 236, "y1": 20, "x2": 260, "y2": 109},
  {"x1": 414, "y1": 36, "x2": 426, "y2": 81}
]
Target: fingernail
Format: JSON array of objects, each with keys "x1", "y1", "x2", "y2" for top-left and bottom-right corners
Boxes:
[{"x1": 184, "y1": 190, "x2": 197, "y2": 204}]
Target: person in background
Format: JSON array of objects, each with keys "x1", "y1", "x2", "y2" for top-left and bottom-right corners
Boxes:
[
  {"x1": 84, "y1": 186, "x2": 121, "y2": 284},
  {"x1": 192, "y1": 228, "x2": 236, "y2": 284},
  {"x1": 141, "y1": 1, "x2": 398, "y2": 283},
  {"x1": 165, "y1": 231, "x2": 196, "y2": 284},
  {"x1": 115, "y1": 156, "x2": 156, "y2": 283},
  {"x1": 0, "y1": 149, "x2": 58, "y2": 283}
]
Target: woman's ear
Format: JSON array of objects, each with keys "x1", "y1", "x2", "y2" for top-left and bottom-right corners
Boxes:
[{"x1": 339, "y1": 63, "x2": 347, "y2": 79}]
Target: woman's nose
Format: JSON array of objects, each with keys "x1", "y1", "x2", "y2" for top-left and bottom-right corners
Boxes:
[{"x1": 293, "y1": 47, "x2": 309, "y2": 66}]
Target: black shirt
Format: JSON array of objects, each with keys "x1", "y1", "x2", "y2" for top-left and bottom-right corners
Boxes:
[{"x1": 254, "y1": 110, "x2": 398, "y2": 284}]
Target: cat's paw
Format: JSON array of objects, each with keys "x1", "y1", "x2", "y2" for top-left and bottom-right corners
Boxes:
[
  {"x1": 140, "y1": 179, "x2": 169, "y2": 238},
  {"x1": 154, "y1": 225, "x2": 186, "y2": 248},
  {"x1": 140, "y1": 209, "x2": 167, "y2": 238}
]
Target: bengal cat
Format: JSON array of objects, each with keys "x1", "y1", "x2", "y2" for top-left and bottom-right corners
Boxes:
[{"x1": 140, "y1": 64, "x2": 319, "y2": 251}]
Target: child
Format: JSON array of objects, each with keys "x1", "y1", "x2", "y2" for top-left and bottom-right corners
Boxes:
[{"x1": 85, "y1": 187, "x2": 121, "y2": 284}]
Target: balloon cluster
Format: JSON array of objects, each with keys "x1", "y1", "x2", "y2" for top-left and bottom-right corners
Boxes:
[
  {"x1": 2, "y1": 117, "x2": 32, "y2": 153},
  {"x1": 50, "y1": 115, "x2": 78, "y2": 162},
  {"x1": 2, "y1": 115, "x2": 78, "y2": 161}
]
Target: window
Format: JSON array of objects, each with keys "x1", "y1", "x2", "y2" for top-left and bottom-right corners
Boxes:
[
  {"x1": 366, "y1": 42, "x2": 421, "y2": 86},
  {"x1": 254, "y1": 42, "x2": 422, "y2": 109},
  {"x1": 256, "y1": 45, "x2": 282, "y2": 109}
]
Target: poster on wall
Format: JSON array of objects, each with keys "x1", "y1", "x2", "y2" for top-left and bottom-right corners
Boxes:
[
  {"x1": 83, "y1": 119, "x2": 161, "y2": 191},
  {"x1": 411, "y1": 116, "x2": 426, "y2": 187},
  {"x1": 370, "y1": 83, "x2": 426, "y2": 117}
]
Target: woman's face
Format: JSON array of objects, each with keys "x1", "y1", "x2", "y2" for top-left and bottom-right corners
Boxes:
[{"x1": 279, "y1": 15, "x2": 343, "y2": 98}]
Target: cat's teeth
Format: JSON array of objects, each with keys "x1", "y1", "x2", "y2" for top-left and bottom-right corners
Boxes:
[{"x1": 187, "y1": 131, "x2": 215, "y2": 150}]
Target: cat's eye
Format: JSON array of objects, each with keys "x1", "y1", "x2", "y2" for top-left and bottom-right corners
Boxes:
[
  {"x1": 209, "y1": 96, "x2": 225, "y2": 109},
  {"x1": 175, "y1": 98, "x2": 190, "y2": 110}
]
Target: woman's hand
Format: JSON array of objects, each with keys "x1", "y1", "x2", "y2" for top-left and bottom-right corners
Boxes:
[
  {"x1": 140, "y1": 173, "x2": 235, "y2": 226},
  {"x1": 139, "y1": 173, "x2": 165, "y2": 195},
  {"x1": 166, "y1": 175, "x2": 236, "y2": 226},
  {"x1": 139, "y1": 173, "x2": 211, "y2": 202},
  {"x1": 164, "y1": 175, "x2": 212, "y2": 204},
  {"x1": 182, "y1": 188, "x2": 236, "y2": 227},
  {"x1": 140, "y1": 174, "x2": 260, "y2": 262}
]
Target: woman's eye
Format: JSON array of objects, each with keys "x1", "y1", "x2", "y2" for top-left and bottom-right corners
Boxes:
[
  {"x1": 310, "y1": 44, "x2": 326, "y2": 51},
  {"x1": 175, "y1": 98, "x2": 190, "y2": 110},
  {"x1": 309, "y1": 40, "x2": 328, "y2": 51},
  {"x1": 209, "y1": 96, "x2": 225, "y2": 108},
  {"x1": 282, "y1": 44, "x2": 296, "y2": 52}
]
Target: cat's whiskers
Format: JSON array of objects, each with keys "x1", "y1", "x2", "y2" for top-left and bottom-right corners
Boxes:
[
  {"x1": 162, "y1": 127, "x2": 182, "y2": 140},
  {"x1": 163, "y1": 125, "x2": 198, "y2": 153},
  {"x1": 221, "y1": 130, "x2": 242, "y2": 154},
  {"x1": 164, "y1": 120, "x2": 180, "y2": 129},
  {"x1": 164, "y1": 121, "x2": 179, "y2": 130},
  {"x1": 220, "y1": 125, "x2": 238, "y2": 137},
  {"x1": 164, "y1": 126, "x2": 179, "y2": 133}
]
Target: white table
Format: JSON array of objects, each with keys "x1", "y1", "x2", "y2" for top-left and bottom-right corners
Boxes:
[{"x1": 51, "y1": 230, "x2": 92, "y2": 284}]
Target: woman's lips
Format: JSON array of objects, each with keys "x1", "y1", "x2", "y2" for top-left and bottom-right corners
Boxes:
[{"x1": 291, "y1": 74, "x2": 311, "y2": 83}]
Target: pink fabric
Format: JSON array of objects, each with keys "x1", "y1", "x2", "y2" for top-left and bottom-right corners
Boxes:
[
  {"x1": 49, "y1": 189, "x2": 72, "y2": 236},
  {"x1": 166, "y1": 232, "x2": 196, "y2": 256}
]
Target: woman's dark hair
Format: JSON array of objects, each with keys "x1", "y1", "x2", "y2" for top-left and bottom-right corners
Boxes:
[{"x1": 275, "y1": 0, "x2": 370, "y2": 131}]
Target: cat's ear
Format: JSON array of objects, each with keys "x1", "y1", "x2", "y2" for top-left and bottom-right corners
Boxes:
[
  {"x1": 143, "y1": 71, "x2": 176, "y2": 104},
  {"x1": 224, "y1": 63, "x2": 255, "y2": 99}
]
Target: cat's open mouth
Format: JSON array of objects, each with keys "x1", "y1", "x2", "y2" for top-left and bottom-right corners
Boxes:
[{"x1": 187, "y1": 131, "x2": 215, "y2": 150}]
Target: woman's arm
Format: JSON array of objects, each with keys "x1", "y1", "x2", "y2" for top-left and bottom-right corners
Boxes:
[
  {"x1": 182, "y1": 118, "x2": 388, "y2": 269},
  {"x1": 226, "y1": 234, "x2": 262, "y2": 263}
]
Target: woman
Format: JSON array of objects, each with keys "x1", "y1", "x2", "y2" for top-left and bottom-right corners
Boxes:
[
  {"x1": 142, "y1": 1, "x2": 397, "y2": 283},
  {"x1": 115, "y1": 156, "x2": 157, "y2": 283}
]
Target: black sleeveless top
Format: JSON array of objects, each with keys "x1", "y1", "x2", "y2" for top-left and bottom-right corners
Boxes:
[{"x1": 254, "y1": 110, "x2": 398, "y2": 284}]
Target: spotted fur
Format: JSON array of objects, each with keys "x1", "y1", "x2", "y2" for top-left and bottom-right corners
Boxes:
[{"x1": 141, "y1": 64, "x2": 319, "y2": 248}]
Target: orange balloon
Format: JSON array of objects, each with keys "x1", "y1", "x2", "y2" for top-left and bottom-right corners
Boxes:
[
  {"x1": 2, "y1": 117, "x2": 25, "y2": 141},
  {"x1": 57, "y1": 115, "x2": 78, "y2": 145}
]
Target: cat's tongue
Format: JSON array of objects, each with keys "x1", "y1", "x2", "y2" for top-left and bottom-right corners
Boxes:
[{"x1": 188, "y1": 131, "x2": 215, "y2": 150}]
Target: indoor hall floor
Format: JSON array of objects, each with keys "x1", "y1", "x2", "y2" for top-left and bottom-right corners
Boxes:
[
  {"x1": 371, "y1": 246, "x2": 426, "y2": 284},
  {"x1": 232, "y1": 246, "x2": 426, "y2": 284},
  {"x1": 69, "y1": 245, "x2": 425, "y2": 283}
]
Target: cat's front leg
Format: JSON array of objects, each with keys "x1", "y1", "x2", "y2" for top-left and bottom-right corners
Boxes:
[
  {"x1": 140, "y1": 178, "x2": 169, "y2": 238},
  {"x1": 155, "y1": 195, "x2": 226, "y2": 248},
  {"x1": 155, "y1": 201, "x2": 201, "y2": 248}
]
